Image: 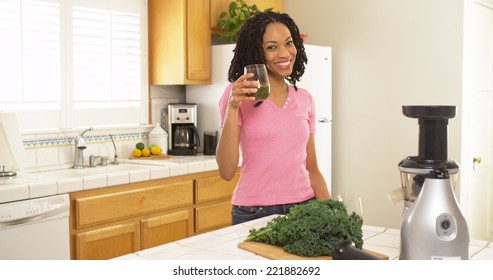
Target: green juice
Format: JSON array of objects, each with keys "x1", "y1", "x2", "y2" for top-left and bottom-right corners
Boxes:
[{"x1": 246, "y1": 85, "x2": 270, "y2": 100}]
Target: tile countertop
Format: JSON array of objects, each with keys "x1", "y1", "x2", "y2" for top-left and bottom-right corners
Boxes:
[
  {"x1": 0, "y1": 155, "x2": 218, "y2": 204},
  {"x1": 114, "y1": 215, "x2": 493, "y2": 260}
]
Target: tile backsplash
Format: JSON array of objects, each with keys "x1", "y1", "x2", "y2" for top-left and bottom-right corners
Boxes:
[{"x1": 21, "y1": 125, "x2": 153, "y2": 172}]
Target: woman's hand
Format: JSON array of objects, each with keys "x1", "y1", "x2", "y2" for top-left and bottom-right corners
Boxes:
[{"x1": 229, "y1": 73, "x2": 258, "y2": 109}]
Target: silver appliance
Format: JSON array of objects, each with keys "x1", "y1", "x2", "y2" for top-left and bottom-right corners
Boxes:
[
  {"x1": 398, "y1": 105, "x2": 469, "y2": 260},
  {"x1": 166, "y1": 103, "x2": 200, "y2": 155}
]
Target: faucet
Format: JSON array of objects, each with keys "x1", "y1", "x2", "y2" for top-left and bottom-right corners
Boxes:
[
  {"x1": 73, "y1": 127, "x2": 93, "y2": 169},
  {"x1": 109, "y1": 134, "x2": 119, "y2": 165}
]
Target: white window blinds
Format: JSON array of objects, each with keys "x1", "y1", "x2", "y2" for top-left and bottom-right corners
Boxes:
[
  {"x1": 0, "y1": 0, "x2": 60, "y2": 107},
  {"x1": 0, "y1": 0, "x2": 147, "y2": 130}
]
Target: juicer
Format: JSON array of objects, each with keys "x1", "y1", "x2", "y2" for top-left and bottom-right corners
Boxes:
[{"x1": 398, "y1": 105, "x2": 469, "y2": 260}]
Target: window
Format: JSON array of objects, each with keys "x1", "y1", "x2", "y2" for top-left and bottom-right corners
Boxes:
[{"x1": 0, "y1": 0, "x2": 147, "y2": 130}]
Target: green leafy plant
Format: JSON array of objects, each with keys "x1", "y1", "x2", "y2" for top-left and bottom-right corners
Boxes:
[
  {"x1": 217, "y1": 0, "x2": 273, "y2": 43},
  {"x1": 245, "y1": 199, "x2": 364, "y2": 257}
]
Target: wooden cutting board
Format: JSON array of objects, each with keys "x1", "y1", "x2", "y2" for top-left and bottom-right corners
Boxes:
[
  {"x1": 238, "y1": 241, "x2": 389, "y2": 260},
  {"x1": 129, "y1": 154, "x2": 173, "y2": 160}
]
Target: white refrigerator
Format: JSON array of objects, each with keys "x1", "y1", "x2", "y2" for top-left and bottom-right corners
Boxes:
[{"x1": 186, "y1": 44, "x2": 332, "y2": 190}]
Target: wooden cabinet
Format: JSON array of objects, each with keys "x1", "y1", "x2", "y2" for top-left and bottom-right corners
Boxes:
[
  {"x1": 210, "y1": 0, "x2": 284, "y2": 34},
  {"x1": 141, "y1": 209, "x2": 194, "y2": 249},
  {"x1": 148, "y1": 0, "x2": 211, "y2": 85},
  {"x1": 69, "y1": 170, "x2": 239, "y2": 260},
  {"x1": 76, "y1": 222, "x2": 141, "y2": 260},
  {"x1": 71, "y1": 179, "x2": 194, "y2": 260},
  {"x1": 194, "y1": 170, "x2": 239, "y2": 233}
]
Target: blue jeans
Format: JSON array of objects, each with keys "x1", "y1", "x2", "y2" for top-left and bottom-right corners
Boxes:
[{"x1": 231, "y1": 197, "x2": 315, "y2": 225}]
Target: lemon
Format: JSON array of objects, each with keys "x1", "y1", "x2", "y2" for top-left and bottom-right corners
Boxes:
[
  {"x1": 132, "y1": 148, "x2": 142, "y2": 157},
  {"x1": 141, "y1": 147, "x2": 150, "y2": 157},
  {"x1": 151, "y1": 146, "x2": 161, "y2": 155},
  {"x1": 136, "y1": 142, "x2": 145, "y2": 151}
]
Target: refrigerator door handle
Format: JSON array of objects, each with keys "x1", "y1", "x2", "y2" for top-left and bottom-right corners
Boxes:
[{"x1": 317, "y1": 117, "x2": 330, "y2": 123}]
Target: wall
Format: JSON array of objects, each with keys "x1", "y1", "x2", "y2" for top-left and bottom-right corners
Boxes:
[{"x1": 284, "y1": 0, "x2": 464, "y2": 228}]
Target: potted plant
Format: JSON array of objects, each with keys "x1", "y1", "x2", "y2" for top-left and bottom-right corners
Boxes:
[{"x1": 217, "y1": 0, "x2": 274, "y2": 43}]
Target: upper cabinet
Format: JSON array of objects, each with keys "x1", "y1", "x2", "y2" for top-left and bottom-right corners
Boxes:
[
  {"x1": 210, "y1": 0, "x2": 284, "y2": 34},
  {"x1": 148, "y1": 0, "x2": 211, "y2": 85}
]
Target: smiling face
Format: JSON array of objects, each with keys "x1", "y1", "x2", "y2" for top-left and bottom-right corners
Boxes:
[{"x1": 262, "y1": 22, "x2": 297, "y2": 81}]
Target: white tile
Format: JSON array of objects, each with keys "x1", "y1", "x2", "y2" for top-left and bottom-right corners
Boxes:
[
  {"x1": 364, "y1": 232, "x2": 400, "y2": 249},
  {"x1": 112, "y1": 253, "x2": 145, "y2": 260},
  {"x1": 244, "y1": 254, "x2": 269, "y2": 260},
  {"x1": 107, "y1": 172, "x2": 130, "y2": 186},
  {"x1": 470, "y1": 239, "x2": 489, "y2": 247},
  {"x1": 150, "y1": 167, "x2": 170, "y2": 179},
  {"x1": 29, "y1": 180, "x2": 58, "y2": 198},
  {"x1": 129, "y1": 169, "x2": 150, "y2": 183},
  {"x1": 204, "y1": 160, "x2": 218, "y2": 171},
  {"x1": 138, "y1": 244, "x2": 201, "y2": 260},
  {"x1": 471, "y1": 247, "x2": 493, "y2": 260},
  {"x1": 384, "y1": 228, "x2": 400, "y2": 235},
  {"x1": 57, "y1": 177, "x2": 83, "y2": 193},
  {"x1": 59, "y1": 145, "x2": 73, "y2": 165},
  {"x1": 0, "y1": 184, "x2": 29, "y2": 203},
  {"x1": 176, "y1": 232, "x2": 234, "y2": 249},
  {"x1": 362, "y1": 225, "x2": 387, "y2": 233},
  {"x1": 211, "y1": 224, "x2": 251, "y2": 238},
  {"x1": 169, "y1": 164, "x2": 188, "y2": 177},
  {"x1": 172, "y1": 249, "x2": 248, "y2": 260},
  {"x1": 36, "y1": 147, "x2": 60, "y2": 167},
  {"x1": 208, "y1": 238, "x2": 256, "y2": 258},
  {"x1": 187, "y1": 161, "x2": 205, "y2": 173},
  {"x1": 82, "y1": 174, "x2": 107, "y2": 190},
  {"x1": 469, "y1": 244, "x2": 485, "y2": 257},
  {"x1": 24, "y1": 148, "x2": 37, "y2": 170}
]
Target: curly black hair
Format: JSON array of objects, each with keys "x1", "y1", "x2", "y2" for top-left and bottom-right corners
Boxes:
[{"x1": 227, "y1": 11, "x2": 307, "y2": 89}]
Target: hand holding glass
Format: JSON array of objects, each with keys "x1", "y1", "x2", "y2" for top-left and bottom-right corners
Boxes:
[{"x1": 244, "y1": 64, "x2": 270, "y2": 100}]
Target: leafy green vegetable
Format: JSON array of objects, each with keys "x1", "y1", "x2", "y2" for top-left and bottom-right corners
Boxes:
[{"x1": 244, "y1": 199, "x2": 363, "y2": 257}]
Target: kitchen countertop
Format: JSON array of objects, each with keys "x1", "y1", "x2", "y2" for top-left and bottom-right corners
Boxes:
[
  {"x1": 0, "y1": 155, "x2": 218, "y2": 204},
  {"x1": 113, "y1": 215, "x2": 493, "y2": 260}
]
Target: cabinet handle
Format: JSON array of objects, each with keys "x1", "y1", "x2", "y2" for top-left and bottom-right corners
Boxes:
[{"x1": 473, "y1": 156, "x2": 482, "y2": 164}]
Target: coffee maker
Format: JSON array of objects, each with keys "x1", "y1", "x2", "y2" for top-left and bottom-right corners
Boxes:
[
  {"x1": 398, "y1": 105, "x2": 469, "y2": 260},
  {"x1": 166, "y1": 103, "x2": 200, "y2": 155}
]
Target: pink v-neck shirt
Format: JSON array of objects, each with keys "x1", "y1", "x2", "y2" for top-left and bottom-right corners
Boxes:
[{"x1": 219, "y1": 83, "x2": 316, "y2": 206}]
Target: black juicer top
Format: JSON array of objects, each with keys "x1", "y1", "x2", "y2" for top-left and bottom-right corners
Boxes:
[{"x1": 399, "y1": 105, "x2": 459, "y2": 172}]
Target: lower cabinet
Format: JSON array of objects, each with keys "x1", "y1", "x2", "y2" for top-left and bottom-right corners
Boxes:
[
  {"x1": 141, "y1": 209, "x2": 194, "y2": 249},
  {"x1": 76, "y1": 222, "x2": 141, "y2": 260},
  {"x1": 69, "y1": 169, "x2": 239, "y2": 260}
]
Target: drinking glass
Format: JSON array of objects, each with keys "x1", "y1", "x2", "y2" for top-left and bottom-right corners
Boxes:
[
  {"x1": 244, "y1": 64, "x2": 270, "y2": 100},
  {"x1": 337, "y1": 194, "x2": 363, "y2": 219}
]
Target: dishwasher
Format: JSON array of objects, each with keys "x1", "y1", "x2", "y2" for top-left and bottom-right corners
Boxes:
[{"x1": 0, "y1": 194, "x2": 70, "y2": 260}]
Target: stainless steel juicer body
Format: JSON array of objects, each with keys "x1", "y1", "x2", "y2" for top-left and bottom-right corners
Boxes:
[
  {"x1": 400, "y1": 169, "x2": 469, "y2": 259},
  {"x1": 398, "y1": 105, "x2": 469, "y2": 260}
]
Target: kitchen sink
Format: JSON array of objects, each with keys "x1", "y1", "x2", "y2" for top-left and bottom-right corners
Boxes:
[{"x1": 36, "y1": 163, "x2": 159, "y2": 178}]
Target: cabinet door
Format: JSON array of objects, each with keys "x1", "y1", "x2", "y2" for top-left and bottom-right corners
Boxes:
[
  {"x1": 186, "y1": 0, "x2": 211, "y2": 84},
  {"x1": 148, "y1": 0, "x2": 210, "y2": 85},
  {"x1": 195, "y1": 173, "x2": 238, "y2": 203},
  {"x1": 195, "y1": 200, "x2": 232, "y2": 233},
  {"x1": 76, "y1": 222, "x2": 140, "y2": 260},
  {"x1": 141, "y1": 209, "x2": 194, "y2": 249},
  {"x1": 75, "y1": 180, "x2": 193, "y2": 228}
]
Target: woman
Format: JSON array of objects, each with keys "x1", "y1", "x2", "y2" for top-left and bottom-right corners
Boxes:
[{"x1": 216, "y1": 12, "x2": 331, "y2": 225}]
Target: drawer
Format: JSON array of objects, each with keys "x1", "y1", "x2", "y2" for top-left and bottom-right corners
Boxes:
[
  {"x1": 75, "y1": 180, "x2": 193, "y2": 228},
  {"x1": 194, "y1": 200, "x2": 231, "y2": 233},
  {"x1": 194, "y1": 174, "x2": 238, "y2": 203}
]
